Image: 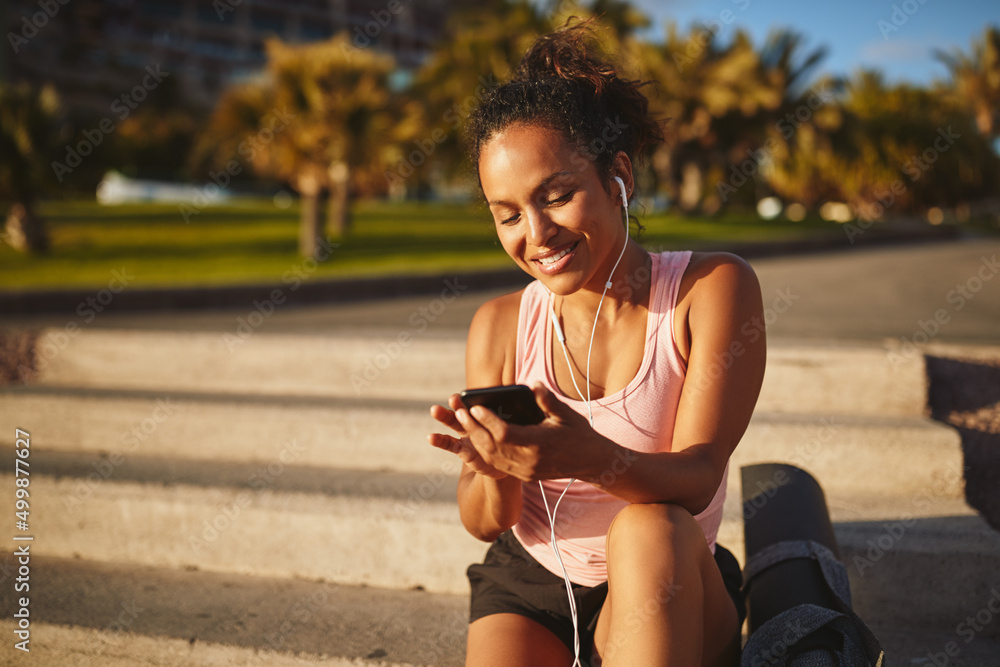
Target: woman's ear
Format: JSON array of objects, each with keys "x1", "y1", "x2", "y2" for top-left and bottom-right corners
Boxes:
[{"x1": 610, "y1": 151, "x2": 634, "y2": 203}]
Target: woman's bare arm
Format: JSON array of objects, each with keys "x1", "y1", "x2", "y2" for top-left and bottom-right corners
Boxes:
[
  {"x1": 577, "y1": 252, "x2": 766, "y2": 511},
  {"x1": 428, "y1": 291, "x2": 525, "y2": 542}
]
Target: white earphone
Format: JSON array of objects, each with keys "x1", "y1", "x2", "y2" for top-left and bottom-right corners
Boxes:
[
  {"x1": 541, "y1": 174, "x2": 632, "y2": 667},
  {"x1": 614, "y1": 175, "x2": 629, "y2": 209}
]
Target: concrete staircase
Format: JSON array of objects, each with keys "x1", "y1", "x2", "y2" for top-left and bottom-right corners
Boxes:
[{"x1": 1, "y1": 327, "x2": 999, "y2": 666}]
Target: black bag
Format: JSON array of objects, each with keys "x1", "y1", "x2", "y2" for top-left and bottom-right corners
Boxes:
[
  {"x1": 740, "y1": 464, "x2": 884, "y2": 667},
  {"x1": 740, "y1": 540, "x2": 884, "y2": 667}
]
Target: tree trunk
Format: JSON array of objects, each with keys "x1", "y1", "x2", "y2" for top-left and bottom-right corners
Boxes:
[
  {"x1": 975, "y1": 105, "x2": 994, "y2": 139},
  {"x1": 678, "y1": 162, "x2": 703, "y2": 212},
  {"x1": 327, "y1": 162, "x2": 351, "y2": 238},
  {"x1": 4, "y1": 202, "x2": 49, "y2": 253},
  {"x1": 298, "y1": 190, "x2": 326, "y2": 260}
]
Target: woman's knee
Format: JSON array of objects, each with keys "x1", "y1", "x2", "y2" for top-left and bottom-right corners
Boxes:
[{"x1": 607, "y1": 503, "x2": 701, "y2": 553}]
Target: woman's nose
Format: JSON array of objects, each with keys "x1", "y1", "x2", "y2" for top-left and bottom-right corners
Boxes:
[{"x1": 524, "y1": 208, "x2": 556, "y2": 247}]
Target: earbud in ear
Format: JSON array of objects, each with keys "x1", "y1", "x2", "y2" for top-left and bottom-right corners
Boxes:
[{"x1": 614, "y1": 176, "x2": 628, "y2": 209}]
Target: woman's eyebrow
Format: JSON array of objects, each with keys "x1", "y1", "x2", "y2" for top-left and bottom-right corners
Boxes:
[
  {"x1": 538, "y1": 171, "x2": 575, "y2": 191},
  {"x1": 488, "y1": 171, "x2": 575, "y2": 207}
]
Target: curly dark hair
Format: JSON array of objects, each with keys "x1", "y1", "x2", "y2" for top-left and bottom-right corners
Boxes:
[{"x1": 465, "y1": 20, "x2": 663, "y2": 191}]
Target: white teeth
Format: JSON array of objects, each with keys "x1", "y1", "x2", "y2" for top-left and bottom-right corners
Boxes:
[{"x1": 538, "y1": 245, "x2": 572, "y2": 265}]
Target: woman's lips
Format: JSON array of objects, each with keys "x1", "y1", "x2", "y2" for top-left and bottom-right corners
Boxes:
[{"x1": 532, "y1": 241, "x2": 579, "y2": 275}]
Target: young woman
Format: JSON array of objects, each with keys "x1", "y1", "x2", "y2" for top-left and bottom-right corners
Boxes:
[{"x1": 429, "y1": 22, "x2": 766, "y2": 667}]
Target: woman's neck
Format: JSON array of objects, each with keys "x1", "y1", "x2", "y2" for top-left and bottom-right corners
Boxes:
[{"x1": 560, "y1": 241, "x2": 651, "y2": 322}]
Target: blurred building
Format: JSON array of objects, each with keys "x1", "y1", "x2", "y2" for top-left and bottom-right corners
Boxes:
[{"x1": 4, "y1": 0, "x2": 455, "y2": 112}]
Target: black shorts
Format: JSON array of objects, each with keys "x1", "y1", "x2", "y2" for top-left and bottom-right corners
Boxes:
[{"x1": 468, "y1": 531, "x2": 745, "y2": 662}]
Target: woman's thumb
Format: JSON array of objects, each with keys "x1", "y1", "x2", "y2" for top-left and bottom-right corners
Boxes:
[{"x1": 532, "y1": 381, "x2": 568, "y2": 419}]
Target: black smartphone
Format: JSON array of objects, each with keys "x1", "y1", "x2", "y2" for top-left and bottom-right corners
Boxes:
[{"x1": 459, "y1": 384, "x2": 545, "y2": 425}]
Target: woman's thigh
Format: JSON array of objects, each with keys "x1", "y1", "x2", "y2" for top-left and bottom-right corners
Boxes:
[{"x1": 466, "y1": 613, "x2": 574, "y2": 667}]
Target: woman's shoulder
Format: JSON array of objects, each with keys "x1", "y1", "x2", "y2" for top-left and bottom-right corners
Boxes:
[
  {"x1": 466, "y1": 287, "x2": 526, "y2": 386},
  {"x1": 470, "y1": 287, "x2": 525, "y2": 331},
  {"x1": 670, "y1": 252, "x2": 762, "y2": 361},
  {"x1": 678, "y1": 251, "x2": 760, "y2": 298}
]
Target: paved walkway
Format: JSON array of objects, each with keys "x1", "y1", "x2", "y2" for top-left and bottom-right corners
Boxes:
[{"x1": 4, "y1": 237, "x2": 999, "y2": 345}]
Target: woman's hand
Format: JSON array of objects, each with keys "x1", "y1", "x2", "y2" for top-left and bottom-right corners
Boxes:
[
  {"x1": 436, "y1": 382, "x2": 613, "y2": 483},
  {"x1": 429, "y1": 396, "x2": 509, "y2": 479}
]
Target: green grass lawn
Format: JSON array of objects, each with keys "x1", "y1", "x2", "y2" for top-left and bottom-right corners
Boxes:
[{"x1": 0, "y1": 198, "x2": 849, "y2": 290}]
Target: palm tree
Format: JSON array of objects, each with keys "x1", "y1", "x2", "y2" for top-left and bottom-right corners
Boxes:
[
  {"x1": 843, "y1": 71, "x2": 998, "y2": 214},
  {"x1": 267, "y1": 37, "x2": 420, "y2": 237},
  {"x1": 0, "y1": 83, "x2": 60, "y2": 253},
  {"x1": 638, "y1": 24, "x2": 831, "y2": 213},
  {"x1": 637, "y1": 25, "x2": 808, "y2": 211},
  {"x1": 935, "y1": 26, "x2": 1000, "y2": 141},
  {"x1": 199, "y1": 35, "x2": 414, "y2": 258},
  {"x1": 585, "y1": 0, "x2": 651, "y2": 40},
  {"x1": 411, "y1": 0, "x2": 548, "y2": 189},
  {"x1": 766, "y1": 69, "x2": 1000, "y2": 218}
]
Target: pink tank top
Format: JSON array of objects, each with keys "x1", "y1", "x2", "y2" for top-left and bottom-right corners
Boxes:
[{"x1": 512, "y1": 250, "x2": 728, "y2": 586}]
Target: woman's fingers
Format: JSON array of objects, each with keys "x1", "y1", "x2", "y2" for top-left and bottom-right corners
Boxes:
[
  {"x1": 469, "y1": 405, "x2": 509, "y2": 436},
  {"x1": 427, "y1": 432, "x2": 461, "y2": 454},
  {"x1": 448, "y1": 393, "x2": 466, "y2": 412},
  {"x1": 429, "y1": 431, "x2": 477, "y2": 461},
  {"x1": 458, "y1": 406, "x2": 511, "y2": 457},
  {"x1": 437, "y1": 395, "x2": 559, "y2": 481},
  {"x1": 454, "y1": 406, "x2": 480, "y2": 434},
  {"x1": 428, "y1": 432, "x2": 509, "y2": 479},
  {"x1": 429, "y1": 404, "x2": 464, "y2": 434},
  {"x1": 435, "y1": 385, "x2": 597, "y2": 483}
]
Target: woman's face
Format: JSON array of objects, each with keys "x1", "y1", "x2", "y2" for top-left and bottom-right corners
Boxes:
[{"x1": 478, "y1": 122, "x2": 630, "y2": 296}]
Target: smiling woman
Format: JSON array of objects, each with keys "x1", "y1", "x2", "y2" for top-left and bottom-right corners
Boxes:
[{"x1": 427, "y1": 19, "x2": 767, "y2": 667}]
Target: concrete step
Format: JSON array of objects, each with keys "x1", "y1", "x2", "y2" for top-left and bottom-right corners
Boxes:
[
  {"x1": 756, "y1": 339, "x2": 927, "y2": 417},
  {"x1": 874, "y1": 626, "x2": 1000, "y2": 667},
  {"x1": 0, "y1": 387, "x2": 961, "y2": 497},
  {"x1": 9, "y1": 470, "x2": 488, "y2": 596},
  {"x1": 7, "y1": 451, "x2": 995, "y2": 633},
  {"x1": 835, "y1": 517, "x2": 1000, "y2": 637},
  {"x1": 729, "y1": 411, "x2": 965, "y2": 501},
  {"x1": 22, "y1": 328, "x2": 927, "y2": 415},
  {"x1": 0, "y1": 556, "x2": 466, "y2": 667},
  {"x1": 25, "y1": 327, "x2": 468, "y2": 401},
  {"x1": 0, "y1": 387, "x2": 454, "y2": 473},
  {"x1": 2, "y1": 559, "x2": 999, "y2": 667}
]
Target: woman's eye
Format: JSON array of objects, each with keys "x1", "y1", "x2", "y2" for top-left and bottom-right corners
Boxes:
[
  {"x1": 547, "y1": 191, "x2": 575, "y2": 206},
  {"x1": 496, "y1": 191, "x2": 573, "y2": 225}
]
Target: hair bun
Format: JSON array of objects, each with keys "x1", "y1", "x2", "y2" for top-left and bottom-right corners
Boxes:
[
  {"x1": 466, "y1": 18, "x2": 663, "y2": 184},
  {"x1": 514, "y1": 21, "x2": 616, "y2": 97}
]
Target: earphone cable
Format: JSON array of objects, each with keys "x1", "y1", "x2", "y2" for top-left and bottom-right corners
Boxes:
[
  {"x1": 538, "y1": 478, "x2": 582, "y2": 666},
  {"x1": 542, "y1": 181, "x2": 630, "y2": 667}
]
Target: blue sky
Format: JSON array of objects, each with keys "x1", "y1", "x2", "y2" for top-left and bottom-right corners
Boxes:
[{"x1": 627, "y1": 0, "x2": 999, "y2": 85}]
